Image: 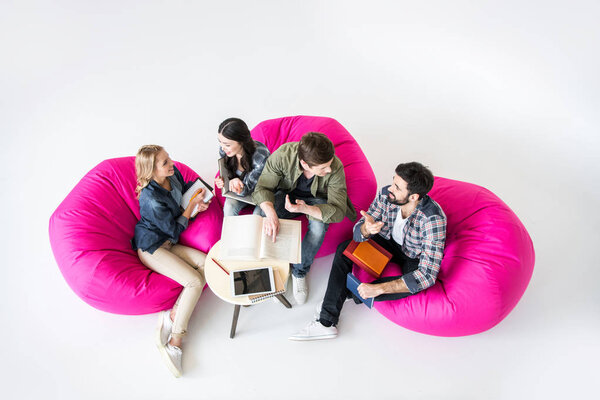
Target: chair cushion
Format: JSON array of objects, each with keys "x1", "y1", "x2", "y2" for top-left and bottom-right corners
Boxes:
[
  {"x1": 49, "y1": 157, "x2": 223, "y2": 315},
  {"x1": 353, "y1": 177, "x2": 535, "y2": 336}
]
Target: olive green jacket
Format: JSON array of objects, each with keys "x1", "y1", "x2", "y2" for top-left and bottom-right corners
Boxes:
[{"x1": 252, "y1": 142, "x2": 357, "y2": 224}]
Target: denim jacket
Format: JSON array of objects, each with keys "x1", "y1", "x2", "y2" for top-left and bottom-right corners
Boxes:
[{"x1": 132, "y1": 166, "x2": 194, "y2": 254}]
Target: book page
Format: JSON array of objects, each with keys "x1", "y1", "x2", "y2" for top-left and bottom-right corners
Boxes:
[
  {"x1": 259, "y1": 219, "x2": 302, "y2": 263},
  {"x1": 219, "y1": 215, "x2": 263, "y2": 260}
]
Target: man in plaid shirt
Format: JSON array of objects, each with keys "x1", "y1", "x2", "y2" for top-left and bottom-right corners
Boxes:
[{"x1": 290, "y1": 162, "x2": 447, "y2": 340}]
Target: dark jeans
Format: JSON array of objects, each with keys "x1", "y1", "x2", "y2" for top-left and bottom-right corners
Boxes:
[
  {"x1": 319, "y1": 235, "x2": 419, "y2": 326},
  {"x1": 259, "y1": 191, "x2": 329, "y2": 278}
]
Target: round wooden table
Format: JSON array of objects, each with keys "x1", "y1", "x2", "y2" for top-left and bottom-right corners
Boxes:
[{"x1": 205, "y1": 240, "x2": 292, "y2": 338}]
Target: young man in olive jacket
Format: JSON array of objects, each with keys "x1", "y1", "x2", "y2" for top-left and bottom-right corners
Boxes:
[{"x1": 252, "y1": 132, "x2": 356, "y2": 304}]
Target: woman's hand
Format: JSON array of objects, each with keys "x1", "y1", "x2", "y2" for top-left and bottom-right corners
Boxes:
[
  {"x1": 182, "y1": 188, "x2": 207, "y2": 219},
  {"x1": 215, "y1": 177, "x2": 224, "y2": 190},
  {"x1": 194, "y1": 198, "x2": 211, "y2": 214},
  {"x1": 229, "y1": 178, "x2": 244, "y2": 195}
]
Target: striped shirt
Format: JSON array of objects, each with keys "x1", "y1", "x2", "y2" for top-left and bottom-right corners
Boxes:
[{"x1": 353, "y1": 186, "x2": 447, "y2": 294}]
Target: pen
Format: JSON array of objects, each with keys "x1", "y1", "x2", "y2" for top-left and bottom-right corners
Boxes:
[
  {"x1": 190, "y1": 189, "x2": 203, "y2": 202},
  {"x1": 210, "y1": 257, "x2": 229, "y2": 275}
]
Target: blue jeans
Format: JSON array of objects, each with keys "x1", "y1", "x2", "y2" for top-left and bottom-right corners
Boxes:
[
  {"x1": 260, "y1": 191, "x2": 329, "y2": 278},
  {"x1": 223, "y1": 197, "x2": 261, "y2": 217}
]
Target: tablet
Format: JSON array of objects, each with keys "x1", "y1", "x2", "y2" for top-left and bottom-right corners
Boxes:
[{"x1": 231, "y1": 267, "x2": 275, "y2": 297}]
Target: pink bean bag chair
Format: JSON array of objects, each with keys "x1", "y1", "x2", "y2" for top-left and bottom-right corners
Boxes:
[
  {"x1": 353, "y1": 177, "x2": 535, "y2": 336},
  {"x1": 215, "y1": 115, "x2": 377, "y2": 257},
  {"x1": 49, "y1": 157, "x2": 223, "y2": 315}
]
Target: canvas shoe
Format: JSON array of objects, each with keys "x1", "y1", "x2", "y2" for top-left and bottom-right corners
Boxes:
[
  {"x1": 288, "y1": 320, "x2": 338, "y2": 341},
  {"x1": 292, "y1": 275, "x2": 308, "y2": 305},
  {"x1": 155, "y1": 310, "x2": 173, "y2": 347},
  {"x1": 158, "y1": 336, "x2": 183, "y2": 378}
]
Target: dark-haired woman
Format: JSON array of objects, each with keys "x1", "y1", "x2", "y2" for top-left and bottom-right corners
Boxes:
[{"x1": 215, "y1": 118, "x2": 270, "y2": 216}]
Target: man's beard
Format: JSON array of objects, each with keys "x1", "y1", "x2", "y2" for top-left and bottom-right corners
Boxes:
[{"x1": 388, "y1": 192, "x2": 409, "y2": 206}]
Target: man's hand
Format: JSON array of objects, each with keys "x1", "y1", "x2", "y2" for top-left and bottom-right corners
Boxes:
[
  {"x1": 284, "y1": 195, "x2": 307, "y2": 214},
  {"x1": 229, "y1": 178, "x2": 244, "y2": 195},
  {"x1": 357, "y1": 283, "x2": 384, "y2": 299},
  {"x1": 261, "y1": 203, "x2": 280, "y2": 242},
  {"x1": 360, "y1": 210, "x2": 384, "y2": 236}
]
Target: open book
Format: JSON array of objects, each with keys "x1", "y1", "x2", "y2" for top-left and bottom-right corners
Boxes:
[
  {"x1": 220, "y1": 215, "x2": 302, "y2": 263},
  {"x1": 181, "y1": 178, "x2": 214, "y2": 217},
  {"x1": 218, "y1": 157, "x2": 255, "y2": 205}
]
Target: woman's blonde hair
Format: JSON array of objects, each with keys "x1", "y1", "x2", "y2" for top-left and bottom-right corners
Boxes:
[{"x1": 135, "y1": 144, "x2": 165, "y2": 197}]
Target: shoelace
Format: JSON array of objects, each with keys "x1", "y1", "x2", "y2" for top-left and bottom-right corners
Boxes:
[{"x1": 295, "y1": 277, "x2": 307, "y2": 291}]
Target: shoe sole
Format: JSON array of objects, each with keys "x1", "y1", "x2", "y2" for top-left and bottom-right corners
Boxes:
[
  {"x1": 157, "y1": 345, "x2": 182, "y2": 378},
  {"x1": 288, "y1": 334, "x2": 337, "y2": 341},
  {"x1": 155, "y1": 311, "x2": 167, "y2": 349}
]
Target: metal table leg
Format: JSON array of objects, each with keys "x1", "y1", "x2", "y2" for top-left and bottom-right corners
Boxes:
[
  {"x1": 275, "y1": 294, "x2": 292, "y2": 308},
  {"x1": 230, "y1": 304, "x2": 241, "y2": 338}
]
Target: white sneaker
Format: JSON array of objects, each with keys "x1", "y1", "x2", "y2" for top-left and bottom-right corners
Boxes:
[
  {"x1": 288, "y1": 320, "x2": 338, "y2": 341},
  {"x1": 155, "y1": 310, "x2": 173, "y2": 347},
  {"x1": 292, "y1": 275, "x2": 308, "y2": 305},
  {"x1": 158, "y1": 337, "x2": 183, "y2": 378}
]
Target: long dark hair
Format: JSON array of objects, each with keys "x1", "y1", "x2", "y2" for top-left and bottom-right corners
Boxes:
[{"x1": 219, "y1": 118, "x2": 256, "y2": 179}]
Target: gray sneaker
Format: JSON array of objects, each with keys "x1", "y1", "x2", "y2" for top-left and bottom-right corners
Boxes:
[
  {"x1": 288, "y1": 320, "x2": 338, "y2": 341},
  {"x1": 155, "y1": 310, "x2": 173, "y2": 347},
  {"x1": 158, "y1": 338, "x2": 183, "y2": 378}
]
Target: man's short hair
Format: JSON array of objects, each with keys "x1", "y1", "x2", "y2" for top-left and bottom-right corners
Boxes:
[
  {"x1": 395, "y1": 162, "x2": 434, "y2": 200},
  {"x1": 298, "y1": 132, "x2": 335, "y2": 167}
]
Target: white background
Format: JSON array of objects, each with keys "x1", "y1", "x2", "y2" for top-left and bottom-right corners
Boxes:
[{"x1": 1, "y1": 1, "x2": 599, "y2": 399}]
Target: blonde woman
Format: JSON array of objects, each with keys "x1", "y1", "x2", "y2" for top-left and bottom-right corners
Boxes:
[{"x1": 132, "y1": 145, "x2": 210, "y2": 377}]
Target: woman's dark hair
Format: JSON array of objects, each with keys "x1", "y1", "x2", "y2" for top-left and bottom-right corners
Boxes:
[
  {"x1": 298, "y1": 132, "x2": 335, "y2": 167},
  {"x1": 395, "y1": 162, "x2": 434, "y2": 200},
  {"x1": 218, "y1": 118, "x2": 256, "y2": 179}
]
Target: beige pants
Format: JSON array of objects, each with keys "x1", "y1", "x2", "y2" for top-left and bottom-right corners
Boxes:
[{"x1": 138, "y1": 242, "x2": 206, "y2": 338}]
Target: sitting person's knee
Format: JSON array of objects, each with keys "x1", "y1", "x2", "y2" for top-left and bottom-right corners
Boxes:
[{"x1": 335, "y1": 239, "x2": 351, "y2": 256}]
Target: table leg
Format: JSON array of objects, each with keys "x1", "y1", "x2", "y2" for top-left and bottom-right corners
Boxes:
[
  {"x1": 275, "y1": 294, "x2": 292, "y2": 309},
  {"x1": 230, "y1": 304, "x2": 241, "y2": 339}
]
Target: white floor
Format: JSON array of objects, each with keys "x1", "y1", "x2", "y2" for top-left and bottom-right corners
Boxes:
[{"x1": 2, "y1": 1, "x2": 599, "y2": 399}]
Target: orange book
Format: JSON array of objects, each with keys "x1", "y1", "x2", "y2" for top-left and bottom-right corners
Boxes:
[{"x1": 343, "y1": 239, "x2": 392, "y2": 278}]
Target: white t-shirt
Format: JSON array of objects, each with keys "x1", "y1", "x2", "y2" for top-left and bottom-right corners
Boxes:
[{"x1": 391, "y1": 211, "x2": 409, "y2": 245}]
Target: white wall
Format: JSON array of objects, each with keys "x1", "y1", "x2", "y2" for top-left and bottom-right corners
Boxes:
[{"x1": 1, "y1": 1, "x2": 598, "y2": 399}]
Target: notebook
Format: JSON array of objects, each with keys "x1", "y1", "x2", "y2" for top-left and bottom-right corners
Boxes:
[
  {"x1": 249, "y1": 269, "x2": 286, "y2": 303},
  {"x1": 181, "y1": 178, "x2": 214, "y2": 217},
  {"x1": 346, "y1": 273, "x2": 374, "y2": 309}
]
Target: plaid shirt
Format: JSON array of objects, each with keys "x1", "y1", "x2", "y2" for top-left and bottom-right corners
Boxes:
[{"x1": 353, "y1": 186, "x2": 447, "y2": 294}]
